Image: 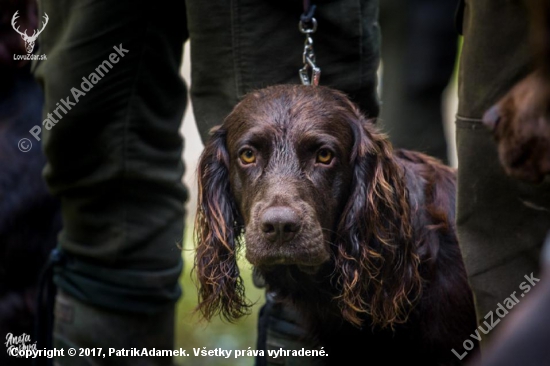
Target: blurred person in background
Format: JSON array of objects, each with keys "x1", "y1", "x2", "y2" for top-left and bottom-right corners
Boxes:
[
  {"x1": 379, "y1": 0, "x2": 458, "y2": 164},
  {"x1": 455, "y1": 0, "x2": 550, "y2": 351}
]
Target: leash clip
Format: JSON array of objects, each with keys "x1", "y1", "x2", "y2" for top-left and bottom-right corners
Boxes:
[{"x1": 298, "y1": 18, "x2": 321, "y2": 86}]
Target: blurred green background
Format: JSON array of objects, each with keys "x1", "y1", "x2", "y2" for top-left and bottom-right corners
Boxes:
[{"x1": 173, "y1": 228, "x2": 265, "y2": 366}]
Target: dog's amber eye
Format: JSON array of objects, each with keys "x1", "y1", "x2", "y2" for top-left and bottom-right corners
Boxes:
[
  {"x1": 316, "y1": 149, "x2": 333, "y2": 164},
  {"x1": 240, "y1": 149, "x2": 256, "y2": 164}
]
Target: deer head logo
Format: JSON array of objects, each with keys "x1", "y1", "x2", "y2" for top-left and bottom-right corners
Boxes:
[{"x1": 11, "y1": 11, "x2": 49, "y2": 54}]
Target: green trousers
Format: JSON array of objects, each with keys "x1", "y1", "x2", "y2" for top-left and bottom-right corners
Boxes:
[
  {"x1": 379, "y1": 0, "x2": 458, "y2": 163},
  {"x1": 456, "y1": 0, "x2": 550, "y2": 346}
]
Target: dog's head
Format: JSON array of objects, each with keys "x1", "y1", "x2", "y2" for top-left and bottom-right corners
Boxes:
[{"x1": 194, "y1": 85, "x2": 419, "y2": 328}]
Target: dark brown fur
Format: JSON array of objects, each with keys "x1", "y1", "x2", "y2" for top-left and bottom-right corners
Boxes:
[{"x1": 194, "y1": 85, "x2": 477, "y2": 364}]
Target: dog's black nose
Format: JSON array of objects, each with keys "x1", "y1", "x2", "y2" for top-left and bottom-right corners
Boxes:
[{"x1": 260, "y1": 207, "x2": 301, "y2": 243}]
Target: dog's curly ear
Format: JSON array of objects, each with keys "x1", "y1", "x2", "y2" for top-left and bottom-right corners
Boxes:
[
  {"x1": 194, "y1": 127, "x2": 250, "y2": 322},
  {"x1": 334, "y1": 106, "x2": 422, "y2": 329}
]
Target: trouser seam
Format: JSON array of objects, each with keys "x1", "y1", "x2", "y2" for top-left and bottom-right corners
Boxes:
[
  {"x1": 455, "y1": 114, "x2": 488, "y2": 130},
  {"x1": 119, "y1": 12, "x2": 152, "y2": 264},
  {"x1": 456, "y1": 114, "x2": 483, "y2": 123},
  {"x1": 467, "y1": 246, "x2": 541, "y2": 279}
]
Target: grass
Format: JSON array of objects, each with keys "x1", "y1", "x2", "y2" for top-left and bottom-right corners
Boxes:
[{"x1": 173, "y1": 226, "x2": 266, "y2": 366}]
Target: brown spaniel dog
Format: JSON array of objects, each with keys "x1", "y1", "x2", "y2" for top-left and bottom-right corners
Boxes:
[{"x1": 194, "y1": 85, "x2": 476, "y2": 365}]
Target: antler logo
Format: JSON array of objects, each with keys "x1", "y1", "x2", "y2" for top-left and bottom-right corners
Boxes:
[{"x1": 11, "y1": 11, "x2": 49, "y2": 54}]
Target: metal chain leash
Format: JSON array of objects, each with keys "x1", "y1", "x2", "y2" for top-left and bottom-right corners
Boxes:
[{"x1": 298, "y1": 2, "x2": 320, "y2": 86}]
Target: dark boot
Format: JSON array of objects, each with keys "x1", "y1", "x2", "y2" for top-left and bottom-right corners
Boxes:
[{"x1": 53, "y1": 290, "x2": 177, "y2": 366}]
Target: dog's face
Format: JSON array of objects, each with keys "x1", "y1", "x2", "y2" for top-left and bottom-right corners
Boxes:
[
  {"x1": 195, "y1": 85, "x2": 419, "y2": 327},
  {"x1": 223, "y1": 86, "x2": 356, "y2": 271}
]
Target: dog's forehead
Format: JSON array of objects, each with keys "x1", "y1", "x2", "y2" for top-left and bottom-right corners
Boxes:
[{"x1": 226, "y1": 86, "x2": 354, "y2": 143}]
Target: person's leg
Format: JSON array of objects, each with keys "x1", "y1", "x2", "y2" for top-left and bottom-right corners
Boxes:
[
  {"x1": 33, "y1": 0, "x2": 188, "y2": 364},
  {"x1": 255, "y1": 293, "x2": 326, "y2": 366},
  {"x1": 186, "y1": 0, "x2": 380, "y2": 141},
  {"x1": 456, "y1": 0, "x2": 550, "y2": 347},
  {"x1": 379, "y1": 0, "x2": 457, "y2": 164},
  {"x1": 470, "y1": 235, "x2": 550, "y2": 366}
]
